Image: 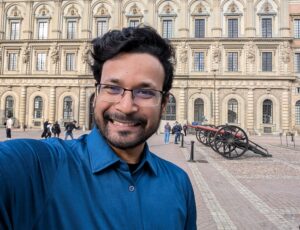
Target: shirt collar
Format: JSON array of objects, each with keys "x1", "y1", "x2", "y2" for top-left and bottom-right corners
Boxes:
[{"x1": 87, "y1": 127, "x2": 158, "y2": 176}]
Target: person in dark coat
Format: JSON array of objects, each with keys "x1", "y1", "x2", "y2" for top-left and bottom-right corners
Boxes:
[{"x1": 51, "y1": 121, "x2": 61, "y2": 138}]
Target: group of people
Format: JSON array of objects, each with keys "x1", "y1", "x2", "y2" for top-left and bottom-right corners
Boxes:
[
  {"x1": 164, "y1": 121, "x2": 188, "y2": 144},
  {"x1": 41, "y1": 120, "x2": 79, "y2": 140}
]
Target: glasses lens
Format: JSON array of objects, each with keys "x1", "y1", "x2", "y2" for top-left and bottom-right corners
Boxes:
[
  {"x1": 133, "y1": 89, "x2": 161, "y2": 106},
  {"x1": 98, "y1": 84, "x2": 122, "y2": 103}
]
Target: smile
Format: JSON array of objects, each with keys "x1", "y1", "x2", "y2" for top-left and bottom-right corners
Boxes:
[{"x1": 109, "y1": 119, "x2": 140, "y2": 127}]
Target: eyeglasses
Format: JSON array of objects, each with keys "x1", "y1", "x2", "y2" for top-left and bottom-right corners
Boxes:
[{"x1": 96, "y1": 83, "x2": 166, "y2": 107}]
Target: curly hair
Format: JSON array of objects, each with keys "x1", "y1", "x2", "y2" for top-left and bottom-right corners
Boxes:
[{"x1": 91, "y1": 26, "x2": 175, "y2": 93}]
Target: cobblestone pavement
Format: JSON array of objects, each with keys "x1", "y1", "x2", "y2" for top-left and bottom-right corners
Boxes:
[{"x1": 1, "y1": 129, "x2": 300, "y2": 229}]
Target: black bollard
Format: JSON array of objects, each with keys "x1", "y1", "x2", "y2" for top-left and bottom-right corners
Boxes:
[
  {"x1": 188, "y1": 141, "x2": 195, "y2": 162},
  {"x1": 180, "y1": 133, "x2": 184, "y2": 148}
]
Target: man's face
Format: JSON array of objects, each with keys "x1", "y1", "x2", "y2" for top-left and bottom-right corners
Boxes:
[{"x1": 94, "y1": 53, "x2": 166, "y2": 150}]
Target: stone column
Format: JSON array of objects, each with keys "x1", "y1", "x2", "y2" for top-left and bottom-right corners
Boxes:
[
  {"x1": 212, "y1": 0, "x2": 222, "y2": 37},
  {"x1": 178, "y1": 0, "x2": 188, "y2": 37},
  {"x1": 215, "y1": 88, "x2": 219, "y2": 125},
  {"x1": 23, "y1": 1, "x2": 33, "y2": 39},
  {"x1": 280, "y1": 0, "x2": 290, "y2": 37},
  {"x1": 247, "y1": 88, "x2": 254, "y2": 134},
  {"x1": 19, "y1": 86, "x2": 27, "y2": 129},
  {"x1": 49, "y1": 86, "x2": 56, "y2": 123},
  {"x1": 79, "y1": 86, "x2": 87, "y2": 131},
  {"x1": 0, "y1": 2, "x2": 4, "y2": 39},
  {"x1": 245, "y1": 0, "x2": 255, "y2": 37},
  {"x1": 178, "y1": 87, "x2": 186, "y2": 122},
  {"x1": 81, "y1": 0, "x2": 92, "y2": 38},
  {"x1": 281, "y1": 89, "x2": 290, "y2": 132},
  {"x1": 52, "y1": 1, "x2": 62, "y2": 39}
]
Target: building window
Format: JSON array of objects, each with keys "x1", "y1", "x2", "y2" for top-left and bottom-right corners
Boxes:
[
  {"x1": 262, "y1": 99, "x2": 272, "y2": 124},
  {"x1": 36, "y1": 53, "x2": 46, "y2": 71},
  {"x1": 33, "y1": 96, "x2": 43, "y2": 119},
  {"x1": 195, "y1": 19, "x2": 205, "y2": 38},
  {"x1": 10, "y1": 21, "x2": 20, "y2": 40},
  {"x1": 262, "y1": 18, "x2": 272, "y2": 38},
  {"x1": 228, "y1": 99, "x2": 238, "y2": 123},
  {"x1": 63, "y1": 96, "x2": 73, "y2": 120},
  {"x1": 67, "y1": 20, "x2": 77, "y2": 39},
  {"x1": 262, "y1": 52, "x2": 272, "y2": 72},
  {"x1": 294, "y1": 19, "x2": 300, "y2": 38},
  {"x1": 5, "y1": 96, "x2": 14, "y2": 118},
  {"x1": 228, "y1": 19, "x2": 238, "y2": 38},
  {"x1": 194, "y1": 98, "x2": 204, "y2": 122},
  {"x1": 38, "y1": 20, "x2": 48, "y2": 39},
  {"x1": 297, "y1": 87, "x2": 300, "y2": 94},
  {"x1": 194, "y1": 52, "x2": 205, "y2": 72},
  {"x1": 228, "y1": 52, "x2": 238, "y2": 72},
  {"x1": 97, "y1": 20, "x2": 108, "y2": 37},
  {"x1": 66, "y1": 53, "x2": 75, "y2": 71},
  {"x1": 8, "y1": 53, "x2": 17, "y2": 71},
  {"x1": 129, "y1": 19, "x2": 139, "y2": 28},
  {"x1": 295, "y1": 53, "x2": 300, "y2": 73},
  {"x1": 162, "y1": 19, "x2": 173, "y2": 39},
  {"x1": 296, "y1": 101, "x2": 300, "y2": 125},
  {"x1": 162, "y1": 94, "x2": 176, "y2": 120}
]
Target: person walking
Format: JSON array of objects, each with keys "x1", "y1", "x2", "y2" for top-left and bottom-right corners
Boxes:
[
  {"x1": 174, "y1": 122, "x2": 182, "y2": 144},
  {"x1": 41, "y1": 120, "x2": 49, "y2": 138},
  {"x1": 164, "y1": 122, "x2": 171, "y2": 144},
  {"x1": 5, "y1": 116, "x2": 13, "y2": 140},
  {"x1": 183, "y1": 123, "x2": 188, "y2": 136},
  {"x1": 0, "y1": 26, "x2": 196, "y2": 230},
  {"x1": 51, "y1": 121, "x2": 61, "y2": 138},
  {"x1": 64, "y1": 120, "x2": 79, "y2": 140}
]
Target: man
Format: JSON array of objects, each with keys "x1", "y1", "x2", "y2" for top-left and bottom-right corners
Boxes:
[
  {"x1": 0, "y1": 26, "x2": 196, "y2": 229},
  {"x1": 5, "y1": 116, "x2": 13, "y2": 139},
  {"x1": 41, "y1": 120, "x2": 49, "y2": 138},
  {"x1": 64, "y1": 120, "x2": 78, "y2": 140},
  {"x1": 174, "y1": 121, "x2": 182, "y2": 144},
  {"x1": 164, "y1": 122, "x2": 171, "y2": 144}
]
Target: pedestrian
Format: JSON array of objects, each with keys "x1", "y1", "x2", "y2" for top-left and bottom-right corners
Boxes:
[
  {"x1": 46, "y1": 123, "x2": 52, "y2": 138},
  {"x1": 164, "y1": 122, "x2": 171, "y2": 144},
  {"x1": 0, "y1": 26, "x2": 196, "y2": 229},
  {"x1": 23, "y1": 124, "x2": 27, "y2": 132},
  {"x1": 51, "y1": 121, "x2": 61, "y2": 138},
  {"x1": 5, "y1": 116, "x2": 13, "y2": 139},
  {"x1": 41, "y1": 120, "x2": 49, "y2": 138},
  {"x1": 64, "y1": 120, "x2": 79, "y2": 140},
  {"x1": 183, "y1": 123, "x2": 188, "y2": 136},
  {"x1": 174, "y1": 121, "x2": 182, "y2": 144}
]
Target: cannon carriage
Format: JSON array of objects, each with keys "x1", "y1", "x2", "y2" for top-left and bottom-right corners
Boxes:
[{"x1": 189, "y1": 124, "x2": 272, "y2": 159}]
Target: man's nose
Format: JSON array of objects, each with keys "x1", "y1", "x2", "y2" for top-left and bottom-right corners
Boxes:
[{"x1": 114, "y1": 91, "x2": 138, "y2": 114}]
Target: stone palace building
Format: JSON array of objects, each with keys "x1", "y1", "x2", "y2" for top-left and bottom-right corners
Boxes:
[{"x1": 0, "y1": 0, "x2": 300, "y2": 134}]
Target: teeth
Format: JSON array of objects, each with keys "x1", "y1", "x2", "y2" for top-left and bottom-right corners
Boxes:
[{"x1": 112, "y1": 120, "x2": 137, "y2": 126}]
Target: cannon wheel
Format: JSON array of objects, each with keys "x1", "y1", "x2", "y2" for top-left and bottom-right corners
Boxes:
[
  {"x1": 196, "y1": 128, "x2": 211, "y2": 146},
  {"x1": 213, "y1": 125, "x2": 249, "y2": 159},
  {"x1": 208, "y1": 125, "x2": 224, "y2": 152}
]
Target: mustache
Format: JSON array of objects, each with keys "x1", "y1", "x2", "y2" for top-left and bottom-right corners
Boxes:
[{"x1": 103, "y1": 112, "x2": 147, "y2": 125}]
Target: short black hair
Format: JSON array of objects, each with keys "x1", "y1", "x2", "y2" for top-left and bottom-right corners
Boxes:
[{"x1": 91, "y1": 26, "x2": 175, "y2": 93}]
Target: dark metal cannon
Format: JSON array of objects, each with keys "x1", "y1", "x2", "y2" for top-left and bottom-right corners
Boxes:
[{"x1": 189, "y1": 124, "x2": 272, "y2": 159}]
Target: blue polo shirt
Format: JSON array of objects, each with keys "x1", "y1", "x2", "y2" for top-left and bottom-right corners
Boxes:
[{"x1": 0, "y1": 128, "x2": 196, "y2": 230}]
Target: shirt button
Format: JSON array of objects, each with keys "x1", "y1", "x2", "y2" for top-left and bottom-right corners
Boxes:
[{"x1": 128, "y1": 185, "x2": 135, "y2": 192}]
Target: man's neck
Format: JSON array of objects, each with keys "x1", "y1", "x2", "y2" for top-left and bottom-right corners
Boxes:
[{"x1": 110, "y1": 143, "x2": 145, "y2": 164}]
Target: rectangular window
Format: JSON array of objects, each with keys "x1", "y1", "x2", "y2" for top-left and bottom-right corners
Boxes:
[
  {"x1": 162, "y1": 19, "x2": 173, "y2": 39},
  {"x1": 67, "y1": 20, "x2": 77, "y2": 39},
  {"x1": 66, "y1": 53, "x2": 75, "y2": 71},
  {"x1": 262, "y1": 18, "x2": 272, "y2": 38},
  {"x1": 194, "y1": 52, "x2": 205, "y2": 72},
  {"x1": 97, "y1": 20, "x2": 108, "y2": 37},
  {"x1": 228, "y1": 52, "x2": 238, "y2": 72},
  {"x1": 8, "y1": 53, "x2": 17, "y2": 71},
  {"x1": 129, "y1": 20, "x2": 139, "y2": 28},
  {"x1": 38, "y1": 21, "x2": 48, "y2": 39},
  {"x1": 10, "y1": 21, "x2": 20, "y2": 40},
  {"x1": 195, "y1": 19, "x2": 205, "y2": 38},
  {"x1": 262, "y1": 52, "x2": 272, "y2": 72},
  {"x1": 228, "y1": 19, "x2": 238, "y2": 38},
  {"x1": 295, "y1": 53, "x2": 300, "y2": 73},
  {"x1": 294, "y1": 19, "x2": 300, "y2": 38},
  {"x1": 36, "y1": 53, "x2": 46, "y2": 71}
]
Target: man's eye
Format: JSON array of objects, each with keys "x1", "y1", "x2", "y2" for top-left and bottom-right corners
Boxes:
[
  {"x1": 135, "y1": 89, "x2": 156, "y2": 98},
  {"x1": 103, "y1": 85, "x2": 122, "y2": 94}
]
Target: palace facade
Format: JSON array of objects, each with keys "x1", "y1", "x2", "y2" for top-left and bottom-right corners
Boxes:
[{"x1": 0, "y1": 0, "x2": 300, "y2": 134}]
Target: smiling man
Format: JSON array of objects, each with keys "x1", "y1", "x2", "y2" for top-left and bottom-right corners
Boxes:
[{"x1": 0, "y1": 26, "x2": 196, "y2": 230}]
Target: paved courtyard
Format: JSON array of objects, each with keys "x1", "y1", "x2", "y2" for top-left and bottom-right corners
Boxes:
[{"x1": 1, "y1": 129, "x2": 300, "y2": 229}]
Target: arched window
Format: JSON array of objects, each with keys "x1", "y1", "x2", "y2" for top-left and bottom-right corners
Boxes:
[
  {"x1": 296, "y1": 100, "x2": 300, "y2": 125},
  {"x1": 63, "y1": 96, "x2": 73, "y2": 120},
  {"x1": 194, "y1": 98, "x2": 204, "y2": 122},
  {"x1": 162, "y1": 94, "x2": 176, "y2": 120},
  {"x1": 5, "y1": 96, "x2": 14, "y2": 118},
  {"x1": 263, "y1": 99, "x2": 272, "y2": 124},
  {"x1": 228, "y1": 99, "x2": 238, "y2": 123},
  {"x1": 33, "y1": 96, "x2": 43, "y2": 119}
]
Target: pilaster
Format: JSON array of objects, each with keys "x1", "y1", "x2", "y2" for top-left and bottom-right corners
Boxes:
[
  {"x1": 178, "y1": 87, "x2": 186, "y2": 122},
  {"x1": 49, "y1": 86, "x2": 56, "y2": 123},
  {"x1": 79, "y1": 86, "x2": 87, "y2": 131},
  {"x1": 0, "y1": 2, "x2": 4, "y2": 39},
  {"x1": 247, "y1": 88, "x2": 254, "y2": 133},
  {"x1": 23, "y1": 1, "x2": 33, "y2": 39},
  {"x1": 52, "y1": 1, "x2": 62, "y2": 39},
  {"x1": 212, "y1": 0, "x2": 222, "y2": 37},
  {"x1": 81, "y1": 0, "x2": 92, "y2": 39},
  {"x1": 245, "y1": 0, "x2": 256, "y2": 37},
  {"x1": 19, "y1": 86, "x2": 27, "y2": 129},
  {"x1": 281, "y1": 89, "x2": 290, "y2": 132},
  {"x1": 178, "y1": 0, "x2": 188, "y2": 37},
  {"x1": 280, "y1": 0, "x2": 290, "y2": 37}
]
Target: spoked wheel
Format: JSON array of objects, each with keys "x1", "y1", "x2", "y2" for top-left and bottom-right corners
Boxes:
[
  {"x1": 196, "y1": 129, "x2": 211, "y2": 146},
  {"x1": 213, "y1": 125, "x2": 249, "y2": 159},
  {"x1": 209, "y1": 125, "x2": 224, "y2": 152}
]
